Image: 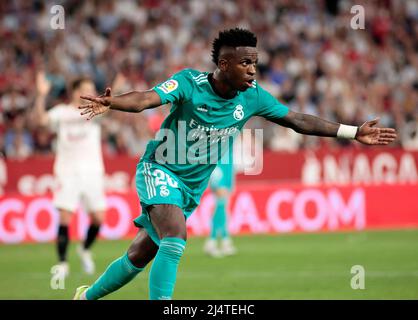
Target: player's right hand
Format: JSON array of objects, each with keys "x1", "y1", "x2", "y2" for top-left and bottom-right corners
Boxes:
[{"x1": 79, "y1": 88, "x2": 112, "y2": 120}]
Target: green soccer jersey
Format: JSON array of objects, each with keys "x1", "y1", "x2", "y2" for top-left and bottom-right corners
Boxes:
[{"x1": 142, "y1": 68, "x2": 289, "y2": 197}]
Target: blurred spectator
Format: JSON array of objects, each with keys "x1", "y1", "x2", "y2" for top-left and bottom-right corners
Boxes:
[
  {"x1": 1, "y1": 0, "x2": 417, "y2": 156},
  {"x1": 124, "y1": 113, "x2": 154, "y2": 156},
  {"x1": 4, "y1": 112, "x2": 33, "y2": 159},
  {"x1": 1, "y1": 88, "x2": 29, "y2": 114},
  {"x1": 5, "y1": 130, "x2": 33, "y2": 160},
  {"x1": 0, "y1": 131, "x2": 5, "y2": 158},
  {"x1": 402, "y1": 117, "x2": 418, "y2": 150},
  {"x1": 111, "y1": 131, "x2": 130, "y2": 155},
  {"x1": 268, "y1": 126, "x2": 303, "y2": 152},
  {"x1": 147, "y1": 107, "x2": 169, "y2": 135},
  {"x1": 402, "y1": 83, "x2": 418, "y2": 150},
  {"x1": 32, "y1": 126, "x2": 54, "y2": 155}
]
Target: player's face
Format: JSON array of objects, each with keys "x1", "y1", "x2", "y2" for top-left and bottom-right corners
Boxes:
[{"x1": 224, "y1": 47, "x2": 258, "y2": 91}]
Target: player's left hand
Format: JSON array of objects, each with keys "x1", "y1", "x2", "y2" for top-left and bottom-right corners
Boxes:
[{"x1": 355, "y1": 118, "x2": 397, "y2": 145}]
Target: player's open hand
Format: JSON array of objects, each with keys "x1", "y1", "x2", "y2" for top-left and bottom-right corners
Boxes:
[
  {"x1": 355, "y1": 118, "x2": 397, "y2": 145},
  {"x1": 79, "y1": 88, "x2": 112, "y2": 120}
]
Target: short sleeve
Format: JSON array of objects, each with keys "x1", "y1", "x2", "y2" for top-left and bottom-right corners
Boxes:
[
  {"x1": 152, "y1": 70, "x2": 193, "y2": 105},
  {"x1": 255, "y1": 85, "x2": 289, "y2": 121}
]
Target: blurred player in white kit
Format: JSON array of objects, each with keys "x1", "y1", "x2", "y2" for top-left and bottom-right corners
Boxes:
[{"x1": 33, "y1": 72, "x2": 107, "y2": 276}]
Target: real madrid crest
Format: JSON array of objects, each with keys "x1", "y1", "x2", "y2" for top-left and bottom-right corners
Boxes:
[{"x1": 233, "y1": 105, "x2": 244, "y2": 121}]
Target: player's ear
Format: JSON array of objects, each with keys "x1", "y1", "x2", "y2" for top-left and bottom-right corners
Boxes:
[{"x1": 218, "y1": 58, "x2": 228, "y2": 72}]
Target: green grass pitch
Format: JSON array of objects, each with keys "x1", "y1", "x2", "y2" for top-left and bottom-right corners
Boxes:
[{"x1": 0, "y1": 229, "x2": 417, "y2": 299}]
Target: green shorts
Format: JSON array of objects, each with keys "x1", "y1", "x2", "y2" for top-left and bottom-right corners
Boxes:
[{"x1": 133, "y1": 160, "x2": 200, "y2": 246}]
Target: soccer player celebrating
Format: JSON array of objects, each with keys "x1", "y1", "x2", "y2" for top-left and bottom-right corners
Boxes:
[
  {"x1": 74, "y1": 28, "x2": 396, "y2": 300},
  {"x1": 33, "y1": 73, "x2": 107, "y2": 276},
  {"x1": 204, "y1": 151, "x2": 237, "y2": 257}
]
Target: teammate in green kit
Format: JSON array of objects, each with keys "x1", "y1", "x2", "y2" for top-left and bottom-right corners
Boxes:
[
  {"x1": 204, "y1": 151, "x2": 237, "y2": 257},
  {"x1": 73, "y1": 28, "x2": 397, "y2": 300}
]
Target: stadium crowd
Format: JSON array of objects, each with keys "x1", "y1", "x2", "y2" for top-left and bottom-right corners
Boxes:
[{"x1": 1, "y1": 0, "x2": 418, "y2": 160}]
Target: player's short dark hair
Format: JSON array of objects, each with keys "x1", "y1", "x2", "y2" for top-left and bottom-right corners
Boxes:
[
  {"x1": 211, "y1": 28, "x2": 257, "y2": 65},
  {"x1": 71, "y1": 77, "x2": 93, "y2": 91}
]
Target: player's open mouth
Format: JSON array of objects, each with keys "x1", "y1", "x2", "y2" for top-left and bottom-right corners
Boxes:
[{"x1": 245, "y1": 79, "x2": 254, "y2": 87}]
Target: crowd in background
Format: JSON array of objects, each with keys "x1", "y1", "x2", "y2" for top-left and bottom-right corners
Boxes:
[{"x1": 1, "y1": 0, "x2": 418, "y2": 160}]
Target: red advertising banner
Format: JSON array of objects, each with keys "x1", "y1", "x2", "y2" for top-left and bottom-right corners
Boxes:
[
  {"x1": 249, "y1": 147, "x2": 418, "y2": 185},
  {"x1": 0, "y1": 155, "x2": 139, "y2": 196},
  {"x1": 2, "y1": 148, "x2": 418, "y2": 196},
  {"x1": 1, "y1": 183, "x2": 417, "y2": 244}
]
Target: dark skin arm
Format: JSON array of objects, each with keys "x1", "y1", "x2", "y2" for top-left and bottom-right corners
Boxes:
[
  {"x1": 275, "y1": 110, "x2": 397, "y2": 145},
  {"x1": 79, "y1": 88, "x2": 162, "y2": 120}
]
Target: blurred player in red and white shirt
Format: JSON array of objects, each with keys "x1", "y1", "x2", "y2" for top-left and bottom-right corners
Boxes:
[{"x1": 33, "y1": 72, "x2": 107, "y2": 277}]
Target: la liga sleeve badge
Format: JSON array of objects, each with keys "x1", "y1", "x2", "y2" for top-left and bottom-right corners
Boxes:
[{"x1": 158, "y1": 79, "x2": 179, "y2": 94}]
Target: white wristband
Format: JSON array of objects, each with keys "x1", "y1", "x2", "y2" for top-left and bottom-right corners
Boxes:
[{"x1": 337, "y1": 124, "x2": 358, "y2": 139}]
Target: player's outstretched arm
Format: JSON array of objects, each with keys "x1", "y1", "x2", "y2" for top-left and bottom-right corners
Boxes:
[
  {"x1": 79, "y1": 88, "x2": 162, "y2": 120},
  {"x1": 274, "y1": 111, "x2": 397, "y2": 145}
]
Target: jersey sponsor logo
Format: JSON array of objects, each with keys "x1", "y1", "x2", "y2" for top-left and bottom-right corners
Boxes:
[
  {"x1": 188, "y1": 118, "x2": 239, "y2": 143},
  {"x1": 158, "y1": 79, "x2": 179, "y2": 94},
  {"x1": 233, "y1": 105, "x2": 244, "y2": 121},
  {"x1": 197, "y1": 105, "x2": 208, "y2": 112}
]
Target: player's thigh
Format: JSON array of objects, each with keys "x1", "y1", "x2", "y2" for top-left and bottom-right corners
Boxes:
[
  {"x1": 58, "y1": 209, "x2": 73, "y2": 225},
  {"x1": 53, "y1": 173, "x2": 80, "y2": 213},
  {"x1": 89, "y1": 210, "x2": 105, "y2": 225},
  {"x1": 136, "y1": 162, "x2": 186, "y2": 240},
  {"x1": 127, "y1": 228, "x2": 159, "y2": 268},
  {"x1": 136, "y1": 162, "x2": 183, "y2": 207},
  {"x1": 148, "y1": 204, "x2": 187, "y2": 241},
  {"x1": 82, "y1": 172, "x2": 107, "y2": 214}
]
